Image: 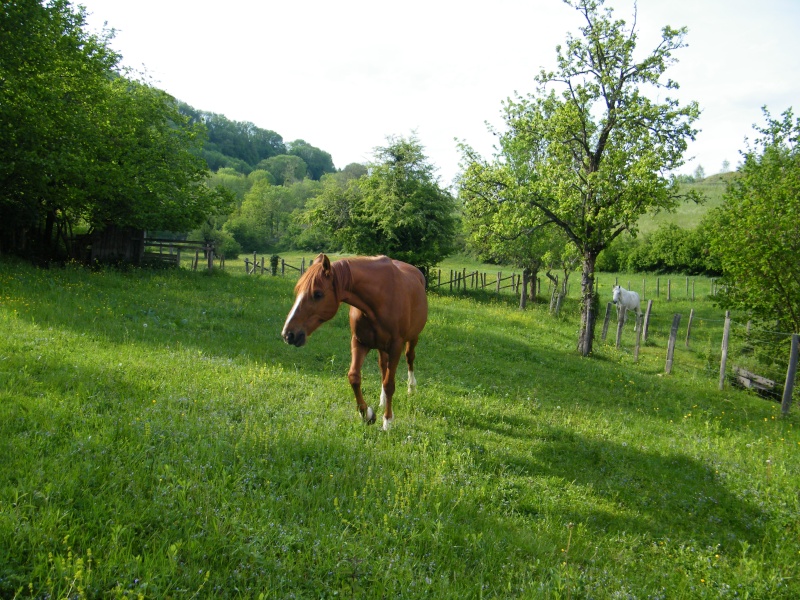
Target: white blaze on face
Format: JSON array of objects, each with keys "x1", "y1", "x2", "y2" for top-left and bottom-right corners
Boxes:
[{"x1": 283, "y1": 291, "x2": 305, "y2": 335}]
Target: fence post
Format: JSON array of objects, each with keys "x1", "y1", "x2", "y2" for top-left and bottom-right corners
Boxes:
[
  {"x1": 634, "y1": 314, "x2": 642, "y2": 362},
  {"x1": 782, "y1": 334, "x2": 799, "y2": 416},
  {"x1": 642, "y1": 299, "x2": 653, "y2": 342},
  {"x1": 496, "y1": 272, "x2": 501, "y2": 294},
  {"x1": 665, "y1": 313, "x2": 681, "y2": 374},
  {"x1": 719, "y1": 310, "x2": 731, "y2": 390},
  {"x1": 193, "y1": 250, "x2": 199, "y2": 271},
  {"x1": 601, "y1": 301, "x2": 613, "y2": 341},
  {"x1": 616, "y1": 306, "x2": 627, "y2": 349},
  {"x1": 685, "y1": 308, "x2": 695, "y2": 348}
]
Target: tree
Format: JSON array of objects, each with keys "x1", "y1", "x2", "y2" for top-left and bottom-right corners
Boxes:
[
  {"x1": 307, "y1": 135, "x2": 458, "y2": 274},
  {"x1": 460, "y1": 160, "x2": 569, "y2": 307},
  {"x1": 257, "y1": 155, "x2": 308, "y2": 186},
  {"x1": 0, "y1": 0, "x2": 118, "y2": 256},
  {"x1": 85, "y1": 78, "x2": 228, "y2": 234},
  {"x1": 287, "y1": 139, "x2": 336, "y2": 180},
  {"x1": 0, "y1": 0, "x2": 228, "y2": 260},
  {"x1": 709, "y1": 107, "x2": 800, "y2": 332},
  {"x1": 461, "y1": 0, "x2": 699, "y2": 355}
]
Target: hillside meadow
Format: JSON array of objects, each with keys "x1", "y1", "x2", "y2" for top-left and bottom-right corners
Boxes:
[
  {"x1": 636, "y1": 173, "x2": 734, "y2": 234},
  {"x1": 0, "y1": 256, "x2": 798, "y2": 599}
]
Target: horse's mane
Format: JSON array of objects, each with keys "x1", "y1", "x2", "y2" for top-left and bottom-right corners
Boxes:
[{"x1": 295, "y1": 258, "x2": 352, "y2": 302}]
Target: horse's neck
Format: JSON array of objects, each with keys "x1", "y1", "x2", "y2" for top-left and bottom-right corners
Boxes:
[
  {"x1": 336, "y1": 258, "x2": 380, "y2": 321},
  {"x1": 332, "y1": 260, "x2": 352, "y2": 302}
]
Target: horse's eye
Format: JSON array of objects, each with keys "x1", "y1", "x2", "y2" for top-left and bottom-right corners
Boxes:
[{"x1": 313, "y1": 290, "x2": 324, "y2": 300}]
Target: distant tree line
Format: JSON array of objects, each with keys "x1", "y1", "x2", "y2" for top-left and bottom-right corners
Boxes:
[{"x1": 178, "y1": 103, "x2": 336, "y2": 181}]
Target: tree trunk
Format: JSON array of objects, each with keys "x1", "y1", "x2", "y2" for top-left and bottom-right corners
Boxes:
[{"x1": 577, "y1": 251, "x2": 598, "y2": 356}]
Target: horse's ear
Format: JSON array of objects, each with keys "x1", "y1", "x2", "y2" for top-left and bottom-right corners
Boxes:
[{"x1": 318, "y1": 253, "x2": 332, "y2": 276}]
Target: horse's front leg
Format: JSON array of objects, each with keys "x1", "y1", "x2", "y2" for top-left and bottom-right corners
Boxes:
[
  {"x1": 348, "y1": 337, "x2": 374, "y2": 424},
  {"x1": 380, "y1": 343, "x2": 403, "y2": 431}
]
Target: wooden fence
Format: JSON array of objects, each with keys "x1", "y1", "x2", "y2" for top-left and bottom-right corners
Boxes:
[
  {"x1": 243, "y1": 254, "x2": 306, "y2": 276},
  {"x1": 603, "y1": 301, "x2": 798, "y2": 415},
  {"x1": 143, "y1": 238, "x2": 220, "y2": 271}
]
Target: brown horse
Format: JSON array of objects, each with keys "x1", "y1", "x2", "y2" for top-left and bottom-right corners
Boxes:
[{"x1": 281, "y1": 254, "x2": 428, "y2": 430}]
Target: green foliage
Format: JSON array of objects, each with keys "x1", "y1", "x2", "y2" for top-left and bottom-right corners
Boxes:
[
  {"x1": 1, "y1": 258, "x2": 798, "y2": 598},
  {"x1": 179, "y1": 103, "x2": 286, "y2": 170},
  {"x1": 709, "y1": 107, "x2": 800, "y2": 332},
  {"x1": 460, "y1": 0, "x2": 700, "y2": 355},
  {"x1": 224, "y1": 179, "x2": 323, "y2": 252},
  {"x1": 256, "y1": 154, "x2": 308, "y2": 186},
  {"x1": 308, "y1": 135, "x2": 458, "y2": 272},
  {"x1": 599, "y1": 222, "x2": 720, "y2": 275},
  {"x1": 287, "y1": 139, "x2": 336, "y2": 180},
  {"x1": 0, "y1": 1, "x2": 228, "y2": 260}
]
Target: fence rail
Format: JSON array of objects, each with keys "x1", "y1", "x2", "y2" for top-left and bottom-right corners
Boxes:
[{"x1": 143, "y1": 239, "x2": 220, "y2": 271}]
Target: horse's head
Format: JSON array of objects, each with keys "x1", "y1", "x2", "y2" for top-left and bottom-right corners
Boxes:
[
  {"x1": 281, "y1": 254, "x2": 341, "y2": 347},
  {"x1": 612, "y1": 285, "x2": 621, "y2": 303}
]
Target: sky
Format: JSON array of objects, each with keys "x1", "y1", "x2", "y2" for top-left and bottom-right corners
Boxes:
[{"x1": 78, "y1": 0, "x2": 800, "y2": 187}]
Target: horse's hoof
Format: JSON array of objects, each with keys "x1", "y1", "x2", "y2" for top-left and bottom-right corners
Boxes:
[
  {"x1": 383, "y1": 416, "x2": 393, "y2": 431},
  {"x1": 364, "y1": 406, "x2": 376, "y2": 425}
]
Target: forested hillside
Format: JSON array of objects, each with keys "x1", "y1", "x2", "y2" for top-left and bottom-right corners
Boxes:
[{"x1": 177, "y1": 103, "x2": 337, "y2": 180}]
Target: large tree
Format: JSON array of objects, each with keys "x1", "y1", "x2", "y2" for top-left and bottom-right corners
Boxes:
[
  {"x1": 0, "y1": 0, "x2": 117, "y2": 255},
  {"x1": 0, "y1": 0, "x2": 228, "y2": 260},
  {"x1": 709, "y1": 107, "x2": 800, "y2": 332},
  {"x1": 461, "y1": 0, "x2": 699, "y2": 355},
  {"x1": 287, "y1": 139, "x2": 336, "y2": 180},
  {"x1": 307, "y1": 135, "x2": 458, "y2": 274}
]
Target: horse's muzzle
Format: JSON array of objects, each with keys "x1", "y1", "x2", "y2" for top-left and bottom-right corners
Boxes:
[{"x1": 283, "y1": 330, "x2": 306, "y2": 347}]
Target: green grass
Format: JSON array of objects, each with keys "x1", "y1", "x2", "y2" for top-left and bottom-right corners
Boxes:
[
  {"x1": 0, "y1": 257, "x2": 798, "y2": 598},
  {"x1": 637, "y1": 172, "x2": 735, "y2": 234}
]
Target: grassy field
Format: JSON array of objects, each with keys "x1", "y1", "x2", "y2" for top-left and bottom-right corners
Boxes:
[
  {"x1": 636, "y1": 172, "x2": 734, "y2": 234},
  {"x1": 0, "y1": 256, "x2": 798, "y2": 599}
]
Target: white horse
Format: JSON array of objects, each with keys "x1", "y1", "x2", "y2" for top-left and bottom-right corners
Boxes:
[{"x1": 612, "y1": 285, "x2": 642, "y2": 330}]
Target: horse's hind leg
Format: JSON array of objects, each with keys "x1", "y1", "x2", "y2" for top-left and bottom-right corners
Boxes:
[
  {"x1": 380, "y1": 343, "x2": 403, "y2": 431},
  {"x1": 378, "y1": 350, "x2": 389, "y2": 407},
  {"x1": 348, "y1": 337, "x2": 374, "y2": 424},
  {"x1": 405, "y1": 338, "x2": 418, "y2": 393}
]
